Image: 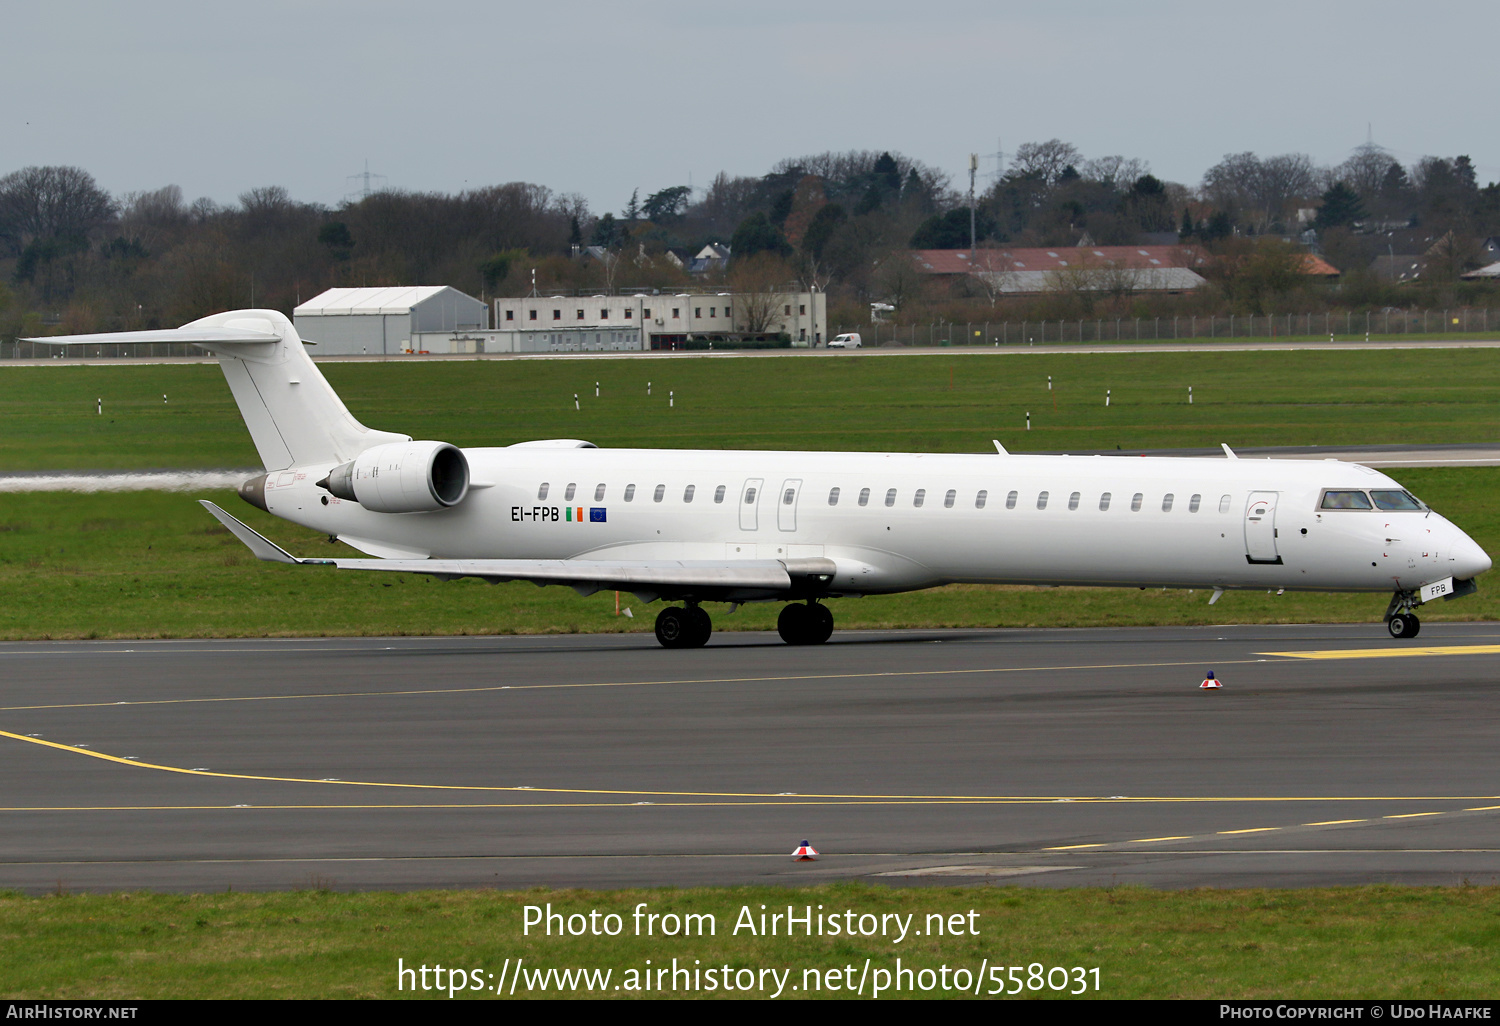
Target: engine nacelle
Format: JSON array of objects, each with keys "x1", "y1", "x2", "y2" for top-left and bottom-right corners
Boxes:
[{"x1": 319, "y1": 441, "x2": 469, "y2": 513}]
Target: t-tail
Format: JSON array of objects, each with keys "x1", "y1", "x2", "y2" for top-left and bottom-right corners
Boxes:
[{"x1": 25, "y1": 309, "x2": 410, "y2": 473}]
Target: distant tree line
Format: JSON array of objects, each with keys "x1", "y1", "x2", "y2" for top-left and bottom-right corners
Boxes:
[{"x1": 1, "y1": 139, "x2": 1497, "y2": 340}]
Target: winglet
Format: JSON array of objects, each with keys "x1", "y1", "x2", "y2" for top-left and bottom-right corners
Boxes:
[
  {"x1": 1221, "y1": 443, "x2": 1238, "y2": 460},
  {"x1": 199, "y1": 500, "x2": 303, "y2": 564},
  {"x1": 992, "y1": 439, "x2": 1009, "y2": 455}
]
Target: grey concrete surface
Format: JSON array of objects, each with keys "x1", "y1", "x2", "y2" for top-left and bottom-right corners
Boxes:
[{"x1": 2, "y1": 622, "x2": 1500, "y2": 892}]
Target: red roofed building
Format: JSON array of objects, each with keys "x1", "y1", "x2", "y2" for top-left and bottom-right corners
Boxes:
[{"x1": 911, "y1": 245, "x2": 1211, "y2": 295}]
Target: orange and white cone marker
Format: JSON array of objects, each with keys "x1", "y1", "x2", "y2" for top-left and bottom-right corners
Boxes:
[
  {"x1": 792, "y1": 840, "x2": 819, "y2": 861},
  {"x1": 1200, "y1": 670, "x2": 1221, "y2": 690}
]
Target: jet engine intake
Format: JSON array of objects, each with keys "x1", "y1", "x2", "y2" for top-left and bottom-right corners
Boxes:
[{"x1": 318, "y1": 441, "x2": 469, "y2": 513}]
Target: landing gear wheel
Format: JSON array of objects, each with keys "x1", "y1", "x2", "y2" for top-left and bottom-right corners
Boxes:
[
  {"x1": 656, "y1": 605, "x2": 711, "y2": 649},
  {"x1": 655, "y1": 606, "x2": 692, "y2": 648},
  {"x1": 777, "y1": 603, "x2": 810, "y2": 645},
  {"x1": 688, "y1": 604, "x2": 712, "y2": 647},
  {"x1": 777, "y1": 603, "x2": 833, "y2": 645},
  {"x1": 1387, "y1": 613, "x2": 1421, "y2": 639},
  {"x1": 807, "y1": 603, "x2": 834, "y2": 644}
]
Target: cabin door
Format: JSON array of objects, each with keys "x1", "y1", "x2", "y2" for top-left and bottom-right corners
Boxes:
[
  {"x1": 1244, "y1": 491, "x2": 1282, "y2": 564},
  {"x1": 777, "y1": 478, "x2": 803, "y2": 531},
  {"x1": 739, "y1": 478, "x2": 763, "y2": 531}
]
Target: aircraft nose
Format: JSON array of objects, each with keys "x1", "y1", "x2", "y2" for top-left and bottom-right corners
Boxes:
[{"x1": 1449, "y1": 531, "x2": 1492, "y2": 581}]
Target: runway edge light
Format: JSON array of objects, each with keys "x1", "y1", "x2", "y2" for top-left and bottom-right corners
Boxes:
[
  {"x1": 1200, "y1": 670, "x2": 1222, "y2": 690},
  {"x1": 792, "y1": 840, "x2": 819, "y2": 861}
]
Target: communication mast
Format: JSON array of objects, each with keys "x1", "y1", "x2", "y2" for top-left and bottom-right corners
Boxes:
[{"x1": 968, "y1": 153, "x2": 978, "y2": 250}]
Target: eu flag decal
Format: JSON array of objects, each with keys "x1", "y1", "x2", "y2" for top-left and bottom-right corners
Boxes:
[{"x1": 589, "y1": 508, "x2": 607, "y2": 523}]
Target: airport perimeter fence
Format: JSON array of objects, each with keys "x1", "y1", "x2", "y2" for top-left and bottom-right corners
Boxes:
[
  {"x1": 835, "y1": 306, "x2": 1500, "y2": 347},
  {"x1": 3, "y1": 307, "x2": 1498, "y2": 360},
  {"x1": 0, "y1": 340, "x2": 205, "y2": 361}
]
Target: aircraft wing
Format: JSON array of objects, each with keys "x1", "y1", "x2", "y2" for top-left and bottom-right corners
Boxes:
[{"x1": 200, "y1": 501, "x2": 830, "y2": 599}]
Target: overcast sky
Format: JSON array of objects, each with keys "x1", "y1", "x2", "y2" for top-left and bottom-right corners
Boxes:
[{"x1": 7, "y1": 1, "x2": 1497, "y2": 213}]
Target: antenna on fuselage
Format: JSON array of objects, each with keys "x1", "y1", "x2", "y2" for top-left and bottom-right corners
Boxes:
[
  {"x1": 1222, "y1": 443, "x2": 1239, "y2": 460},
  {"x1": 992, "y1": 439, "x2": 1009, "y2": 455}
]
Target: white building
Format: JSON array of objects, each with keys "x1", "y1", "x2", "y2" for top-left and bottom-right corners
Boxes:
[
  {"x1": 293, "y1": 286, "x2": 488, "y2": 355},
  {"x1": 493, "y1": 290, "x2": 827, "y2": 350}
]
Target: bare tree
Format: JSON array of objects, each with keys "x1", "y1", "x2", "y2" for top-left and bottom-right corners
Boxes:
[
  {"x1": 1011, "y1": 140, "x2": 1084, "y2": 185},
  {"x1": 729, "y1": 253, "x2": 793, "y2": 334},
  {"x1": 0, "y1": 165, "x2": 115, "y2": 254},
  {"x1": 870, "y1": 250, "x2": 927, "y2": 312},
  {"x1": 1081, "y1": 156, "x2": 1150, "y2": 191},
  {"x1": 1337, "y1": 142, "x2": 1397, "y2": 200},
  {"x1": 968, "y1": 248, "x2": 1020, "y2": 307},
  {"x1": 1202, "y1": 152, "x2": 1318, "y2": 231}
]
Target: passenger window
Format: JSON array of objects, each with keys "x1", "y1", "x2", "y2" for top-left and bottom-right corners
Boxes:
[
  {"x1": 1131, "y1": 493, "x2": 1143, "y2": 512},
  {"x1": 783, "y1": 488, "x2": 795, "y2": 505},
  {"x1": 745, "y1": 487, "x2": 757, "y2": 503},
  {"x1": 1099, "y1": 491, "x2": 1111, "y2": 511},
  {"x1": 885, "y1": 488, "x2": 897, "y2": 507},
  {"x1": 624, "y1": 484, "x2": 636, "y2": 501},
  {"x1": 565, "y1": 483, "x2": 576, "y2": 501},
  {"x1": 944, "y1": 489, "x2": 956, "y2": 508},
  {"x1": 1320, "y1": 490, "x2": 1373, "y2": 510},
  {"x1": 1068, "y1": 491, "x2": 1080, "y2": 511},
  {"x1": 653, "y1": 484, "x2": 665, "y2": 502},
  {"x1": 858, "y1": 487, "x2": 870, "y2": 507},
  {"x1": 1371, "y1": 489, "x2": 1423, "y2": 511},
  {"x1": 828, "y1": 487, "x2": 840, "y2": 505},
  {"x1": 1189, "y1": 493, "x2": 1201, "y2": 513},
  {"x1": 1006, "y1": 490, "x2": 1018, "y2": 510},
  {"x1": 684, "y1": 485, "x2": 695, "y2": 503},
  {"x1": 1219, "y1": 494, "x2": 1230, "y2": 513},
  {"x1": 538, "y1": 482, "x2": 550, "y2": 500},
  {"x1": 975, "y1": 489, "x2": 988, "y2": 509},
  {"x1": 594, "y1": 484, "x2": 605, "y2": 501},
  {"x1": 714, "y1": 485, "x2": 726, "y2": 503},
  {"x1": 913, "y1": 488, "x2": 926, "y2": 508},
  {"x1": 1037, "y1": 491, "x2": 1049, "y2": 510},
  {"x1": 1162, "y1": 493, "x2": 1174, "y2": 512}
]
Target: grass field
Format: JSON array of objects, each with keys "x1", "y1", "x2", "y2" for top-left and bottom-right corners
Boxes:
[
  {"x1": 6, "y1": 884, "x2": 1499, "y2": 999},
  {"x1": 0, "y1": 349, "x2": 1497, "y2": 638},
  {"x1": 5, "y1": 347, "x2": 1500, "y2": 470}
]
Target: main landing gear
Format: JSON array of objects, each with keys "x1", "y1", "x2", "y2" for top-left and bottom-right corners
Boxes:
[
  {"x1": 1384, "y1": 589, "x2": 1422, "y2": 639},
  {"x1": 654, "y1": 603, "x2": 712, "y2": 649},
  {"x1": 652, "y1": 600, "x2": 836, "y2": 649},
  {"x1": 777, "y1": 601, "x2": 834, "y2": 646}
]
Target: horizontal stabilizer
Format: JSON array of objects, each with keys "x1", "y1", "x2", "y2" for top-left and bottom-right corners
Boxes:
[{"x1": 24, "y1": 327, "x2": 280, "y2": 346}]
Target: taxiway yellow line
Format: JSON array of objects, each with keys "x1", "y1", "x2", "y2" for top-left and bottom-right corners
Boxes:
[
  {"x1": 1260, "y1": 644, "x2": 1500, "y2": 660},
  {"x1": 5, "y1": 728, "x2": 1500, "y2": 805}
]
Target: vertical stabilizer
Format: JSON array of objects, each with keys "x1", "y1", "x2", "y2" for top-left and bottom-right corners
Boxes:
[
  {"x1": 187, "y1": 310, "x2": 409, "y2": 470},
  {"x1": 25, "y1": 309, "x2": 410, "y2": 471}
]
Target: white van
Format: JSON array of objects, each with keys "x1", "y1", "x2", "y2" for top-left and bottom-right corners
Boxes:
[{"x1": 828, "y1": 333, "x2": 862, "y2": 349}]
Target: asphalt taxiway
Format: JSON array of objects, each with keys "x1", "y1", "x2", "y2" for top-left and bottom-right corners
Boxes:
[{"x1": 2, "y1": 623, "x2": 1499, "y2": 892}]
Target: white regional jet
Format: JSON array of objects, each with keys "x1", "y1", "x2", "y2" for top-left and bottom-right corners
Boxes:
[{"x1": 31, "y1": 309, "x2": 1492, "y2": 648}]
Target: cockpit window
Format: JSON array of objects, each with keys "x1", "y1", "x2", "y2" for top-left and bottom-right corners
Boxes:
[
  {"x1": 1371, "y1": 489, "x2": 1425, "y2": 512},
  {"x1": 1320, "y1": 490, "x2": 1373, "y2": 510}
]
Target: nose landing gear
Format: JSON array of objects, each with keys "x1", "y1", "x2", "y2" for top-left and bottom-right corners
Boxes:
[
  {"x1": 655, "y1": 603, "x2": 712, "y2": 649},
  {"x1": 1384, "y1": 588, "x2": 1422, "y2": 639},
  {"x1": 1387, "y1": 612, "x2": 1420, "y2": 639},
  {"x1": 777, "y1": 601, "x2": 834, "y2": 645}
]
